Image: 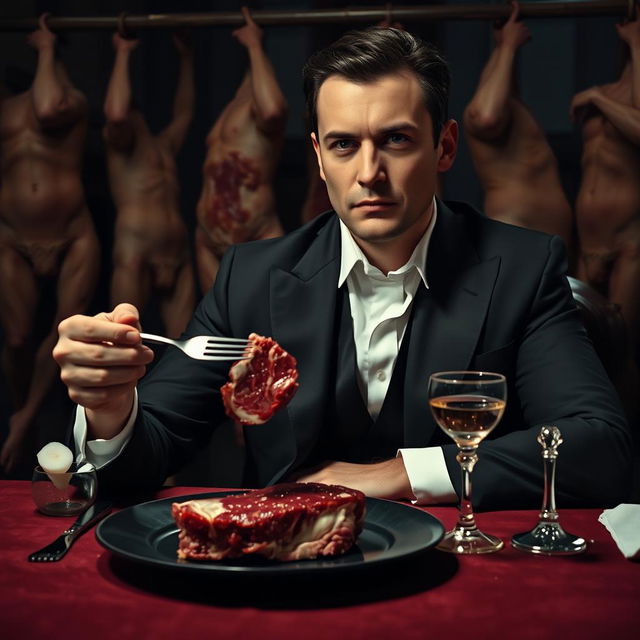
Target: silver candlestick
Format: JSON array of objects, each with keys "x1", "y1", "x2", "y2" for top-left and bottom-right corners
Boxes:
[{"x1": 511, "y1": 425, "x2": 587, "y2": 555}]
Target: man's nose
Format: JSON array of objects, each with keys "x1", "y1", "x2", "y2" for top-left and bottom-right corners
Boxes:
[{"x1": 356, "y1": 144, "x2": 386, "y2": 188}]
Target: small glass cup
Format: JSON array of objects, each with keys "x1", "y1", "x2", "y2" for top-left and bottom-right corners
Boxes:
[{"x1": 31, "y1": 463, "x2": 97, "y2": 516}]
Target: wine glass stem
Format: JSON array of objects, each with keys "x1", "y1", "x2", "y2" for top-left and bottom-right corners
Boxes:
[{"x1": 456, "y1": 446, "x2": 478, "y2": 531}]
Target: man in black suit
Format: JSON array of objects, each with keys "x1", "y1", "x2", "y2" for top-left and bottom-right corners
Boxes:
[{"x1": 54, "y1": 28, "x2": 632, "y2": 509}]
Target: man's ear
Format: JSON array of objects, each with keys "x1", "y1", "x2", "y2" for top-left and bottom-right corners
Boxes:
[
  {"x1": 437, "y1": 119, "x2": 458, "y2": 173},
  {"x1": 310, "y1": 132, "x2": 326, "y2": 182}
]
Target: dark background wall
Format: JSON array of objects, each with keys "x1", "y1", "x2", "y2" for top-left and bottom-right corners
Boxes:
[{"x1": 0, "y1": 0, "x2": 622, "y2": 480}]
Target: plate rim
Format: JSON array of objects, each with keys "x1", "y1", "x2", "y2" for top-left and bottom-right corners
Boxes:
[{"x1": 96, "y1": 491, "x2": 444, "y2": 576}]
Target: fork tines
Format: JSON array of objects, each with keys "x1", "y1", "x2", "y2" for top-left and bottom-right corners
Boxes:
[
  {"x1": 205, "y1": 337, "x2": 252, "y2": 358},
  {"x1": 205, "y1": 349, "x2": 252, "y2": 357},
  {"x1": 29, "y1": 550, "x2": 59, "y2": 562},
  {"x1": 206, "y1": 337, "x2": 250, "y2": 345},
  {"x1": 28, "y1": 539, "x2": 68, "y2": 562}
]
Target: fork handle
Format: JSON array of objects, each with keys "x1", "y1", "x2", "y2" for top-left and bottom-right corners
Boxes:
[
  {"x1": 68, "y1": 499, "x2": 113, "y2": 538},
  {"x1": 140, "y1": 333, "x2": 175, "y2": 346}
]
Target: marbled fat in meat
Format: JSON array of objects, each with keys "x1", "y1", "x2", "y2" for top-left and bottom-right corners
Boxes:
[
  {"x1": 220, "y1": 333, "x2": 298, "y2": 425},
  {"x1": 172, "y1": 482, "x2": 366, "y2": 562}
]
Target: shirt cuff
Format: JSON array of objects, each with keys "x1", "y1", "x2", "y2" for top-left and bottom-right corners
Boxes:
[
  {"x1": 397, "y1": 447, "x2": 458, "y2": 504},
  {"x1": 73, "y1": 391, "x2": 138, "y2": 470}
]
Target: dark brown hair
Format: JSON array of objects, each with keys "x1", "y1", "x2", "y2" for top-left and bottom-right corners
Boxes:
[{"x1": 303, "y1": 27, "x2": 449, "y2": 146}]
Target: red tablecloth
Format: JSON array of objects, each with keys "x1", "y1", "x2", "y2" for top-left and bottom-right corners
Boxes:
[{"x1": 2, "y1": 481, "x2": 638, "y2": 640}]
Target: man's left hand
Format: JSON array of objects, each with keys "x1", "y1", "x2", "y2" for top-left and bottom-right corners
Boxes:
[{"x1": 291, "y1": 458, "x2": 414, "y2": 500}]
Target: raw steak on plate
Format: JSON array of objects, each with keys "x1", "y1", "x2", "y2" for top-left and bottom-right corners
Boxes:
[{"x1": 172, "y1": 482, "x2": 366, "y2": 562}]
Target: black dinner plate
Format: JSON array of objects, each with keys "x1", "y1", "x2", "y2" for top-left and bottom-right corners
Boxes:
[{"x1": 96, "y1": 491, "x2": 445, "y2": 576}]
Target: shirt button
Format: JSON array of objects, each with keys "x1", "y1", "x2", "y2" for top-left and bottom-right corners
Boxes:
[{"x1": 376, "y1": 370, "x2": 387, "y2": 382}]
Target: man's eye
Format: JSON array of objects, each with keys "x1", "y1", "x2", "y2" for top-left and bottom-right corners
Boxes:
[
  {"x1": 333, "y1": 139, "x2": 354, "y2": 150},
  {"x1": 387, "y1": 133, "x2": 409, "y2": 145}
]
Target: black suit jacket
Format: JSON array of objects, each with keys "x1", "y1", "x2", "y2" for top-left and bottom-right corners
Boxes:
[{"x1": 98, "y1": 200, "x2": 632, "y2": 509}]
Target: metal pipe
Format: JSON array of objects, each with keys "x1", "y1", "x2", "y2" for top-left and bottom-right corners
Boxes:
[{"x1": 0, "y1": 2, "x2": 631, "y2": 32}]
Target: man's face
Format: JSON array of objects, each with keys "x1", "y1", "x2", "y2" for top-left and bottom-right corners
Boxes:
[{"x1": 311, "y1": 71, "x2": 457, "y2": 260}]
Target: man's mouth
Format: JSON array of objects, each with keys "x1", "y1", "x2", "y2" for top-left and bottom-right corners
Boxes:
[{"x1": 351, "y1": 199, "x2": 395, "y2": 211}]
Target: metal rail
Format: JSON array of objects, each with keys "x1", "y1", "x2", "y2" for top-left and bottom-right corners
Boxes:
[{"x1": 0, "y1": 1, "x2": 633, "y2": 32}]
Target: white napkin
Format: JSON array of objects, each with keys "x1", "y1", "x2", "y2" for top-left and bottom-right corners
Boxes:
[{"x1": 598, "y1": 504, "x2": 640, "y2": 560}]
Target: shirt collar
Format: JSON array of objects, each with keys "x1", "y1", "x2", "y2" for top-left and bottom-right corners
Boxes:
[{"x1": 338, "y1": 197, "x2": 436, "y2": 288}]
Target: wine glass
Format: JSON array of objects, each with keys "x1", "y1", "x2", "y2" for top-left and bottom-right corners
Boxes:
[{"x1": 428, "y1": 371, "x2": 507, "y2": 554}]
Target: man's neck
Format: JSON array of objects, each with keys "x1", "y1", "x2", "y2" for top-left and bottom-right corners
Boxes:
[{"x1": 355, "y1": 204, "x2": 434, "y2": 275}]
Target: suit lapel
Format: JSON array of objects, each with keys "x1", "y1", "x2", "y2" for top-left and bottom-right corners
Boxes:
[
  {"x1": 268, "y1": 216, "x2": 341, "y2": 481},
  {"x1": 403, "y1": 201, "x2": 501, "y2": 446},
  {"x1": 263, "y1": 204, "x2": 501, "y2": 475}
]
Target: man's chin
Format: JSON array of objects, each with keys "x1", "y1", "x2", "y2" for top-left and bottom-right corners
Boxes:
[{"x1": 349, "y1": 221, "x2": 405, "y2": 244}]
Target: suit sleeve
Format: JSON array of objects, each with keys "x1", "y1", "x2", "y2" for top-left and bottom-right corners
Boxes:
[{"x1": 442, "y1": 235, "x2": 633, "y2": 510}]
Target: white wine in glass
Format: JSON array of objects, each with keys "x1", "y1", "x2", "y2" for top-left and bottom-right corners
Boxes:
[{"x1": 428, "y1": 371, "x2": 507, "y2": 554}]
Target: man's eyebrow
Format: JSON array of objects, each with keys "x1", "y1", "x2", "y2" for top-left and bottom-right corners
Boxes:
[
  {"x1": 378, "y1": 122, "x2": 419, "y2": 134},
  {"x1": 322, "y1": 122, "x2": 419, "y2": 144},
  {"x1": 322, "y1": 130, "x2": 354, "y2": 143}
]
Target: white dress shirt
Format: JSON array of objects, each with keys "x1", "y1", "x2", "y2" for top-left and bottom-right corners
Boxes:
[
  {"x1": 338, "y1": 200, "x2": 455, "y2": 503},
  {"x1": 74, "y1": 201, "x2": 456, "y2": 503},
  {"x1": 338, "y1": 217, "x2": 429, "y2": 418},
  {"x1": 73, "y1": 392, "x2": 138, "y2": 467}
]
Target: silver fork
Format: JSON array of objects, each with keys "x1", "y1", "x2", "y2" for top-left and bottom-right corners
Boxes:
[
  {"x1": 140, "y1": 333, "x2": 252, "y2": 361},
  {"x1": 28, "y1": 500, "x2": 112, "y2": 562}
]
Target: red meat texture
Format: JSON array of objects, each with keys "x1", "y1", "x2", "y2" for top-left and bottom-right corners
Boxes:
[
  {"x1": 220, "y1": 333, "x2": 298, "y2": 425},
  {"x1": 172, "y1": 482, "x2": 366, "y2": 562}
]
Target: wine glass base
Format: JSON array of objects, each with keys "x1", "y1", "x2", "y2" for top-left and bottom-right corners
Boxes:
[
  {"x1": 511, "y1": 523, "x2": 587, "y2": 555},
  {"x1": 437, "y1": 528, "x2": 504, "y2": 554}
]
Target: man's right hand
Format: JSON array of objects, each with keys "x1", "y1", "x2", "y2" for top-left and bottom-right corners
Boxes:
[{"x1": 53, "y1": 303, "x2": 154, "y2": 437}]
